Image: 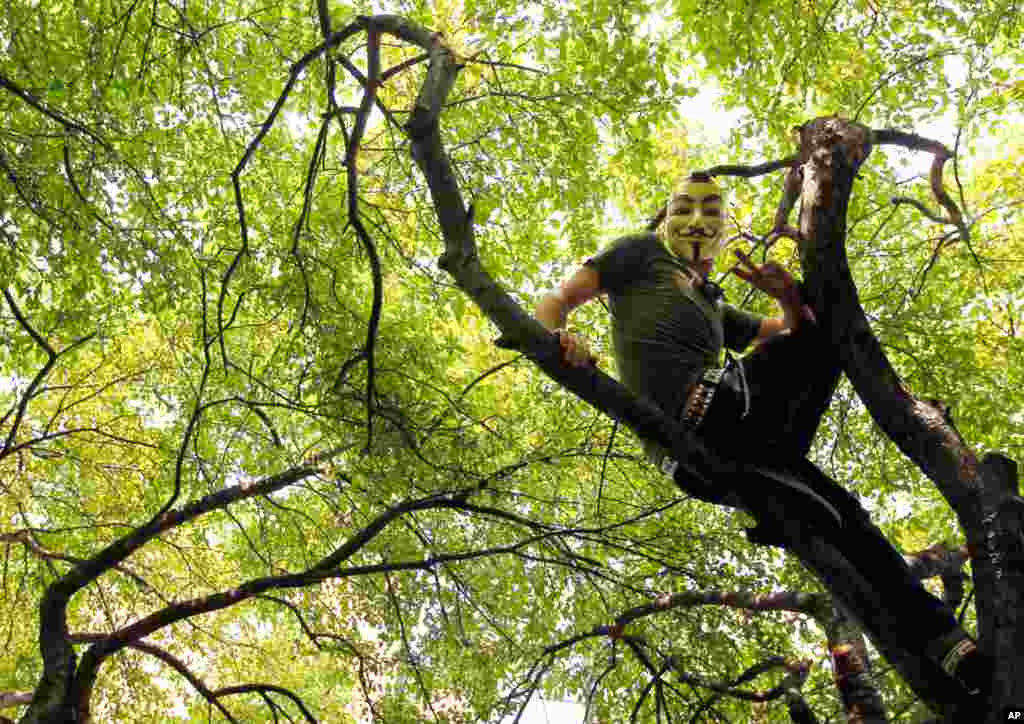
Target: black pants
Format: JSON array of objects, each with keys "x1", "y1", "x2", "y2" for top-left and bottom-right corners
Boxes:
[{"x1": 696, "y1": 323, "x2": 958, "y2": 654}]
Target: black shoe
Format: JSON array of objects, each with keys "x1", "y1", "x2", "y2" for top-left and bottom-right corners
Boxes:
[
  {"x1": 929, "y1": 632, "x2": 993, "y2": 698},
  {"x1": 947, "y1": 641, "x2": 993, "y2": 698}
]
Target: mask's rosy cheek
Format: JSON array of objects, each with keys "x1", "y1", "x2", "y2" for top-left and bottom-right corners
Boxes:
[{"x1": 665, "y1": 216, "x2": 688, "y2": 240}]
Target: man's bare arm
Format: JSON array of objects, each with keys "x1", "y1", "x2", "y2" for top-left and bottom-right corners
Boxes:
[{"x1": 536, "y1": 266, "x2": 603, "y2": 367}]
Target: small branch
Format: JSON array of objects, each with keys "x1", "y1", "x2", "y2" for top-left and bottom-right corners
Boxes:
[
  {"x1": 890, "y1": 196, "x2": 950, "y2": 225},
  {"x1": 0, "y1": 530, "x2": 154, "y2": 592},
  {"x1": 290, "y1": 115, "x2": 330, "y2": 335},
  {"x1": 62, "y1": 143, "x2": 118, "y2": 237},
  {"x1": 646, "y1": 156, "x2": 798, "y2": 233},
  {"x1": 225, "y1": 19, "x2": 367, "y2": 367},
  {"x1": 0, "y1": 73, "x2": 115, "y2": 152},
  {"x1": 614, "y1": 589, "x2": 825, "y2": 629},
  {"x1": 155, "y1": 330, "x2": 212, "y2": 522},
  {"x1": 382, "y1": 52, "x2": 429, "y2": 81},
  {"x1": 699, "y1": 156, "x2": 798, "y2": 179},
  {"x1": 384, "y1": 571, "x2": 441, "y2": 721},
  {"x1": 1, "y1": 289, "x2": 95, "y2": 457},
  {"x1": 673, "y1": 655, "x2": 808, "y2": 702},
  {"x1": 873, "y1": 128, "x2": 969, "y2": 240},
  {"x1": 596, "y1": 419, "x2": 619, "y2": 521}
]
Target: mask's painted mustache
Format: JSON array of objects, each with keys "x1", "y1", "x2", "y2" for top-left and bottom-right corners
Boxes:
[{"x1": 674, "y1": 228, "x2": 716, "y2": 238}]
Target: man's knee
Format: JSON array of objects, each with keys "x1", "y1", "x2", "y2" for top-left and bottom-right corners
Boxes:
[{"x1": 792, "y1": 459, "x2": 871, "y2": 525}]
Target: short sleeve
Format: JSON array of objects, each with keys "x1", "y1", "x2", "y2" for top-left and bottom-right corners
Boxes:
[
  {"x1": 583, "y1": 233, "x2": 656, "y2": 295},
  {"x1": 722, "y1": 304, "x2": 763, "y2": 352}
]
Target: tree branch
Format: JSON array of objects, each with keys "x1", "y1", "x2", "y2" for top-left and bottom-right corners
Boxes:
[
  {"x1": 211, "y1": 684, "x2": 318, "y2": 723},
  {"x1": 1, "y1": 289, "x2": 95, "y2": 458},
  {"x1": 874, "y1": 128, "x2": 969, "y2": 240}
]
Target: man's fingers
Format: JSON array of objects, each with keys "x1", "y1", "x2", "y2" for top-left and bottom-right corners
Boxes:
[
  {"x1": 730, "y1": 266, "x2": 753, "y2": 283},
  {"x1": 733, "y1": 249, "x2": 758, "y2": 271},
  {"x1": 555, "y1": 330, "x2": 595, "y2": 367}
]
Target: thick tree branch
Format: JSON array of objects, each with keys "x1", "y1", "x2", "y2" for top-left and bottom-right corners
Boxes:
[{"x1": 792, "y1": 117, "x2": 1024, "y2": 721}]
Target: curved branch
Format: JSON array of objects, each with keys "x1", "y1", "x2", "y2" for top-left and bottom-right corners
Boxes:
[
  {"x1": 211, "y1": 684, "x2": 318, "y2": 724},
  {"x1": 123, "y1": 640, "x2": 240, "y2": 723},
  {"x1": 700, "y1": 156, "x2": 798, "y2": 179},
  {"x1": 342, "y1": 28, "x2": 385, "y2": 453},
  {"x1": 873, "y1": 128, "x2": 969, "y2": 240},
  {"x1": 0, "y1": 530, "x2": 154, "y2": 592},
  {"x1": 646, "y1": 157, "x2": 798, "y2": 232}
]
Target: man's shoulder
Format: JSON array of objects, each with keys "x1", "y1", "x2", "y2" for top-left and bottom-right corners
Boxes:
[
  {"x1": 587, "y1": 231, "x2": 665, "y2": 267},
  {"x1": 611, "y1": 231, "x2": 664, "y2": 254}
]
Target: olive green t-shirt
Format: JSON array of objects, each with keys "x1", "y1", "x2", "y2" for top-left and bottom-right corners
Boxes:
[{"x1": 585, "y1": 232, "x2": 762, "y2": 437}]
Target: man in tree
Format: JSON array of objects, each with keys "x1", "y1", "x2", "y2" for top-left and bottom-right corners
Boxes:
[{"x1": 535, "y1": 172, "x2": 990, "y2": 700}]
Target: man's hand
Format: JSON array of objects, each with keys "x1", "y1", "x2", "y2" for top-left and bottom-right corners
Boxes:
[
  {"x1": 731, "y1": 250, "x2": 815, "y2": 331},
  {"x1": 731, "y1": 250, "x2": 801, "y2": 305},
  {"x1": 554, "y1": 329, "x2": 597, "y2": 368}
]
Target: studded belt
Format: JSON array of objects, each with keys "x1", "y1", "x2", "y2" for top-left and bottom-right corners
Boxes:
[{"x1": 682, "y1": 366, "x2": 725, "y2": 430}]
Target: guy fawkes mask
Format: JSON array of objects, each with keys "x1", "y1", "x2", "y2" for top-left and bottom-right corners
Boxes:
[{"x1": 660, "y1": 176, "x2": 726, "y2": 268}]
